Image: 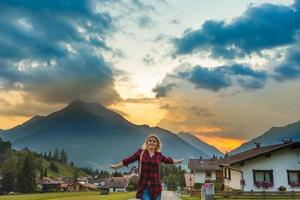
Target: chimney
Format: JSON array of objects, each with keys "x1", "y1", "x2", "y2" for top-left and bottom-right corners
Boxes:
[
  {"x1": 254, "y1": 142, "x2": 261, "y2": 148},
  {"x1": 282, "y1": 138, "x2": 293, "y2": 144}
]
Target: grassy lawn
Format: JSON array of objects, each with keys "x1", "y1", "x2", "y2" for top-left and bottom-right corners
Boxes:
[
  {"x1": 0, "y1": 191, "x2": 135, "y2": 200},
  {"x1": 181, "y1": 195, "x2": 201, "y2": 200}
]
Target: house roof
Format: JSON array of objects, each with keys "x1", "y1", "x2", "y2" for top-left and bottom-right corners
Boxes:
[
  {"x1": 189, "y1": 159, "x2": 222, "y2": 171},
  {"x1": 221, "y1": 141, "x2": 300, "y2": 166},
  {"x1": 109, "y1": 177, "x2": 129, "y2": 188}
]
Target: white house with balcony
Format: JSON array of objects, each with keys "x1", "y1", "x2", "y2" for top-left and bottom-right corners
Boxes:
[
  {"x1": 220, "y1": 141, "x2": 300, "y2": 191},
  {"x1": 187, "y1": 159, "x2": 223, "y2": 188}
]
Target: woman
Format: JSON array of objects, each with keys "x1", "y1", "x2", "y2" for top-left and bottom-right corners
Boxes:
[{"x1": 111, "y1": 134, "x2": 183, "y2": 200}]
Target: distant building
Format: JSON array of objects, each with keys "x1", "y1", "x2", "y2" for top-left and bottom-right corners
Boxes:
[
  {"x1": 220, "y1": 141, "x2": 300, "y2": 191},
  {"x1": 98, "y1": 176, "x2": 129, "y2": 192},
  {"x1": 108, "y1": 177, "x2": 129, "y2": 192},
  {"x1": 187, "y1": 158, "x2": 223, "y2": 187},
  {"x1": 38, "y1": 177, "x2": 61, "y2": 192}
]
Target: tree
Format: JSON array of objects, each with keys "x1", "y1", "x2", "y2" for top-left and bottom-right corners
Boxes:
[
  {"x1": 43, "y1": 152, "x2": 48, "y2": 160},
  {"x1": 47, "y1": 151, "x2": 52, "y2": 160},
  {"x1": 53, "y1": 148, "x2": 59, "y2": 161},
  {"x1": 44, "y1": 168, "x2": 48, "y2": 177},
  {"x1": 49, "y1": 162, "x2": 59, "y2": 173},
  {"x1": 0, "y1": 140, "x2": 12, "y2": 162},
  {"x1": 16, "y1": 154, "x2": 37, "y2": 193},
  {"x1": 40, "y1": 167, "x2": 44, "y2": 179},
  {"x1": 59, "y1": 149, "x2": 68, "y2": 164},
  {"x1": 1, "y1": 171, "x2": 15, "y2": 193}
]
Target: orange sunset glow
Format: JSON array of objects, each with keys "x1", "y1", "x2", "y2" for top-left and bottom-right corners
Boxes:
[{"x1": 197, "y1": 135, "x2": 246, "y2": 153}]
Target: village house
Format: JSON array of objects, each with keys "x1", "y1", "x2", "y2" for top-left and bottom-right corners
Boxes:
[
  {"x1": 98, "y1": 177, "x2": 129, "y2": 192},
  {"x1": 38, "y1": 177, "x2": 61, "y2": 192},
  {"x1": 220, "y1": 141, "x2": 300, "y2": 192},
  {"x1": 186, "y1": 158, "x2": 223, "y2": 189},
  {"x1": 108, "y1": 177, "x2": 129, "y2": 192}
]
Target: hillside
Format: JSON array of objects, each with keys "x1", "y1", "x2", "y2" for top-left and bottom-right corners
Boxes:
[{"x1": 0, "y1": 139, "x2": 86, "y2": 178}]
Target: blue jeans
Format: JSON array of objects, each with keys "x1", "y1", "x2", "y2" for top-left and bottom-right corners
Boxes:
[{"x1": 142, "y1": 186, "x2": 161, "y2": 200}]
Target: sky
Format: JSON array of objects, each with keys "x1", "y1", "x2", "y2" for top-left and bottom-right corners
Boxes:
[{"x1": 0, "y1": 0, "x2": 300, "y2": 152}]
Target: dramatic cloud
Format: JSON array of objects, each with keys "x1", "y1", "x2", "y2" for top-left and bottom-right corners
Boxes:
[
  {"x1": 273, "y1": 43, "x2": 300, "y2": 81},
  {"x1": 153, "y1": 64, "x2": 267, "y2": 96},
  {"x1": 0, "y1": 0, "x2": 121, "y2": 106},
  {"x1": 173, "y1": 1, "x2": 300, "y2": 58},
  {"x1": 152, "y1": 83, "x2": 177, "y2": 98}
]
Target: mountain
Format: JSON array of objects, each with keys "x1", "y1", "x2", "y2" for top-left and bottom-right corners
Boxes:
[
  {"x1": 0, "y1": 100, "x2": 210, "y2": 170},
  {"x1": 177, "y1": 132, "x2": 223, "y2": 157},
  {"x1": 230, "y1": 120, "x2": 300, "y2": 155}
]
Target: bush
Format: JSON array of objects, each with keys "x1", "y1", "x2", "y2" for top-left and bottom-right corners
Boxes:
[
  {"x1": 278, "y1": 186, "x2": 287, "y2": 191},
  {"x1": 232, "y1": 189, "x2": 243, "y2": 195},
  {"x1": 214, "y1": 182, "x2": 223, "y2": 192}
]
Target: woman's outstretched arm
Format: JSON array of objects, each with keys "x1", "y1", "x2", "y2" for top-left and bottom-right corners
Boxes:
[
  {"x1": 110, "y1": 149, "x2": 142, "y2": 169},
  {"x1": 173, "y1": 159, "x2": 184, "y2": 164},
  {"x1": 110, "y1": 162, "x2": 124, "y2": 170},
  {"x1": 160, "y1": 153, "x2": 184, "y2": 164}
]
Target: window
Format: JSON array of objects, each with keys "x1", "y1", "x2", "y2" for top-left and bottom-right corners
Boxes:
[
  {"x1": 205, "y1": 171, "x2": 212, "y2": 178},
  {"x1": 287, "y1": 170, "x2": 300, "y2": 185},
  {"x1": 224, "y1": 168, "x2": 231, "y2": 180},
  {"x1": 253, "y1": 170, "x2": 273, "y2": 184}
]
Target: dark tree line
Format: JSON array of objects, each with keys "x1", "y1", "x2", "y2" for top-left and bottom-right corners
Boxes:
[{"x1": 42, "y1": 148, "x2": 68, "y2": 164}]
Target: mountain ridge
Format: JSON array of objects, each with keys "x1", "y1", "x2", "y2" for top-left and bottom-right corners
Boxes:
[
  {"x1": 230, "y1": 120, "x2": 300, "y2": 155},
  {"x1": 0, "y1": 100, "x2": 215, "y2": 170}
]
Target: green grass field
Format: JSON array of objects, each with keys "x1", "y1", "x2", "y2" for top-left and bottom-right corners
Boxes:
[{"x1": 0, "y1": 192, "x2": 135, "y2": 200}]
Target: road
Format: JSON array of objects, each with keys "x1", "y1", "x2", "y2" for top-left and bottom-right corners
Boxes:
[{"x1": 161, "y1": 191, "x2": 182, "y2": 200}]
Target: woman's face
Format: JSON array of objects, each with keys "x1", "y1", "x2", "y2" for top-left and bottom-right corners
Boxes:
[{"x1": 147, "y1": 136, "x2": 158, "y2": 150}]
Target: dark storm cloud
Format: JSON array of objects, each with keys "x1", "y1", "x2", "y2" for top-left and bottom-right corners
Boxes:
[
  {"x1": 273, "y1": 43, "x2": 300, "y2": 81},
  {"x1": 152, "y1": 83, "x2": 177, "y2": 98},
  {"x1": 0, "y1": 0, "x2": 121, "y2": 105},
  {"x1": 173, "y1": 1, "x2": 300, "y2": 58},
  {"x1": 153, "y1": 64, "x2": 267, "y2": 97}
]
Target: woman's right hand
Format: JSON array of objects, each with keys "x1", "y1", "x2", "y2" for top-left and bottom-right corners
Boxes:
[{"x1": 110, "y1": 164, "x2": 118, "y2": 169}]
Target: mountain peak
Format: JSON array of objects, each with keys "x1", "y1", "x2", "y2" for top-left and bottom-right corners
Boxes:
[{"x1": 66, "y1": 100, "x2": 106, "y2": 113}]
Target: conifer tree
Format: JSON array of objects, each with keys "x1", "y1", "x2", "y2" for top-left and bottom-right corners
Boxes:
[
  {"x1": 16, "y1": 155, "x2": 37, "y2": 193},
  {"x1": 53, "y1": 148, "x2": 59, "y2": 161},
  {"x1": 59, "y1": 149, "x2": 68, "y2": 164},
  {"x1": 1, "y1": 171, "x2": 15, "y2": 193}
]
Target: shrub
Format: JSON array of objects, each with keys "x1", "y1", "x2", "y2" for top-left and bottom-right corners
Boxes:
[{"x1": 278, "y1": 186, "x2": 286, "y2": 191}]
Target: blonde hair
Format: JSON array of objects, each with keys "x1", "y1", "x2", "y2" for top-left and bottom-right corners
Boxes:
[{"x1": 142, "y1": 134, "x2": 162, "y2": 152}]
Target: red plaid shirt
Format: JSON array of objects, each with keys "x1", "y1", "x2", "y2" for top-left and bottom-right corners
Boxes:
[{"x1": 122, "y1": 149, "x2": 174, "y2": 200}]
